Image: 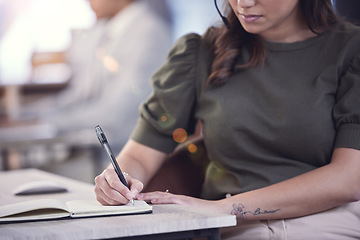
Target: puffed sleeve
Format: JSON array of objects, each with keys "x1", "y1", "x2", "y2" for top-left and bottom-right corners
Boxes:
[
  {"x1": 334, "y1": 53, "x2": 360, "y2": 150},
  {"x1": 130, "y1": 33, "x2": 202, "y2": 153}
]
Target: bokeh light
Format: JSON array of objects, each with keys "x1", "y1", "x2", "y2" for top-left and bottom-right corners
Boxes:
[
  {"x1": 172, "y1": 128, "x2": 187, "y2": 143},
  {"x1": 187, "y1": 143, "x2": 198, "y2": 153},
  {"x1": 102, "y1": 55, "x2": 119, "y2": 73},
  {"x1": 158, "y1": 112, "x2": 175, "y2": 129}
]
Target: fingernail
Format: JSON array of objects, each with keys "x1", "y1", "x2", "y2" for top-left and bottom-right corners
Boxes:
[
  {"x1": 132, "y1": 189, "x2": 139, "y2": 196},
  {"x1": 137, "y1": 194, "x2": 144, "y2": 199},
  {"x1": 126, "y1": 193, "x2": 133, "y2": 200}
]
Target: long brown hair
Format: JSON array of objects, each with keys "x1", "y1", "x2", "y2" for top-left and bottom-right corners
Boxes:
[{"x1": 205, "y1": 0, "x2": 338, "y2": 86}]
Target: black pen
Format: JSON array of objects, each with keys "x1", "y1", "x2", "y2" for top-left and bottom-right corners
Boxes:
[{"x1": 95, "y1": 125, "x2": 134, "y2": 205}]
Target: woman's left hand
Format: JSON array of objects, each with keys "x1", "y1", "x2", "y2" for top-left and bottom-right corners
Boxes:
[{"x1": 136, "y1": 191, "x2": 225, "y2": 214}]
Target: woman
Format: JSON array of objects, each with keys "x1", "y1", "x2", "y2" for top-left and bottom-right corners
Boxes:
[{"x1": 94, "y1": 0, "x2": 360, "y2": 238}]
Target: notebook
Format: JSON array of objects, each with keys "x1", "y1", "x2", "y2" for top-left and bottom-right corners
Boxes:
[{"x1": 0, "y1": 199, "x2": 152, "y2": 223}]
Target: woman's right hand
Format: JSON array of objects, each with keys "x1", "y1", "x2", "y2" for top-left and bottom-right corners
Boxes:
[{"x1": 94, "y1": 168, "x2": 144, "y2": 205}]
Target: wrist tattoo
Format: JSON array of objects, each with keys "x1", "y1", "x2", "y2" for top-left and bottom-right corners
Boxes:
[{"x1": 231, "y1": 203, "x2": 281, "y2": 218}]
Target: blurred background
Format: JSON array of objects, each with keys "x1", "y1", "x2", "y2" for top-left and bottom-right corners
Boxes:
[
  {"x1": 0, "y1": 0, "x2": 220, "y2": 183},
  {"x1": 0, "y1": 0, "x2": 358, "y2": 183}
]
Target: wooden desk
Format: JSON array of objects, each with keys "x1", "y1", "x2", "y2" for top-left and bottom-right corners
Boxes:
[{"x1": 0, "y1": 169, "x2": 236, "y2": 240}]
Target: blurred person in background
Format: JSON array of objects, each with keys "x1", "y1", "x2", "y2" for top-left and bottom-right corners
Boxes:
[{"x1": 20, "y1": 0, "x2": 172, "y2": 156}]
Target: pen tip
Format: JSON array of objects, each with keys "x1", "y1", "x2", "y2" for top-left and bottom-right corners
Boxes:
[{"x1": 130, "y1": 198, "x2": 135, "y2": 205}]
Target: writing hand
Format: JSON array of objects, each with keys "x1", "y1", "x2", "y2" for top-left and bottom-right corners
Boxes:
[{"x1": 94, "y1": 168, "x2": 143, "y2": 205}]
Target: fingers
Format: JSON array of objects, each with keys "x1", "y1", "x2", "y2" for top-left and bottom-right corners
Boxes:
[
  {"x1": 94, "y1": 168, "x2": 142, "y2": 205},
  {"x1": 126, "y1": 176, "x2": 143, "y2": 200},
  {"x1": 137, "y1": 190, "x2": 185, "y2": 204},
  {"x1": 94, "y1": 169, "x2": 127, "y2": 205},
  {"x1": 137, "y1": 191, "x2": 215, "y2": 213}
]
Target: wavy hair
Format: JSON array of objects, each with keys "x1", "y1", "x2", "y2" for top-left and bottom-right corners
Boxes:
[{"x1": 204, "y1": 0, "x2": 338, "y2": 86}]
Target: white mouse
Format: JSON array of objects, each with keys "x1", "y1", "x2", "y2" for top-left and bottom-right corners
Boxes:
[{"x1": 13, "y1": 180, "x2": 68, "y2": 195}]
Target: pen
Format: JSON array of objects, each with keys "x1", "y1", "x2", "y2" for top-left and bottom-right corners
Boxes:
[{"x1": 95, "y1": 125, "x2": 134, "y2": 205}]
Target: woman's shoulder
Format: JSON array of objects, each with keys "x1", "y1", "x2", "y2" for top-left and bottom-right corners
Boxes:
[
  {"x1": 323, "y1": 21, "x2": 360, "y2": 56},
  {"x1": 336, "y1": 20, "x2": 360, "y2": 31},
  {"x1": 167, "y1": 32, "x2": 209, "y2": 60},
  {"x1": 177, "y1": 32, "x2": 203, "y2": 42},
  {"x1": 171, "y1": 28, "x2": 215, "y2": 53},
  {"x1": 166, "y1": 31, "x2": 214, "y2": 69},
  {"x1": 333, "y1": 21, "x2": 360, "y2": 40}
]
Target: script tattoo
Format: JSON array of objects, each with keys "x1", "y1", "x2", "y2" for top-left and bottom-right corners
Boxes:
[{"x1": 231, "y1": 203, "x2": 280, "y2": 218}]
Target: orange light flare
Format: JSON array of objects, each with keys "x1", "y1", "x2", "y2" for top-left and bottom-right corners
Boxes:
[
  {"x1": 102, "y1": 55, "x2": 119, "y2": 73},
  {"x1": 187, "y1": 143, "x2": 198, "y2": 153},
  {"x1": 172, "y1": 128, "x2": 188, "y2": 143}
]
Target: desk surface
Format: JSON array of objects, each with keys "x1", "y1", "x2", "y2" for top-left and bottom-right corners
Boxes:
[{"x1": 0, "y1": 169, "x2": 236, "y2": 240}]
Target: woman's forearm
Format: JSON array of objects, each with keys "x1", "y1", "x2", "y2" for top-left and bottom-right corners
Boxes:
[
  {"x1": 222, "y1": 148, "x2": 360, "y2": 220},
  {"x1": 115, "y1": 139, "x2": 168, "y2": 185}
]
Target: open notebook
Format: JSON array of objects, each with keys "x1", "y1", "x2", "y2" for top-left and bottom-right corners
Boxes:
[{"x1": 0, "y1": 199, "x2": 152, "y2": 223}]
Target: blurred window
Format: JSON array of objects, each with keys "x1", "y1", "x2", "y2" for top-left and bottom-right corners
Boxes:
[{"x1": 0, "y1": 0, "x2": 95, "y2": 84}]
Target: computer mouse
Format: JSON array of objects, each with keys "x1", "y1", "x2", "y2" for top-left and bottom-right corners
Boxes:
[{"x1": 13, "y1": 180, "x2": 68, "y2": 195}]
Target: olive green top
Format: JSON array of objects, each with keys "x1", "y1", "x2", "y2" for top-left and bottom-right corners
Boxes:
[{"x1": 131, "y1": 21, "x2": 360, "y2": 200}]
